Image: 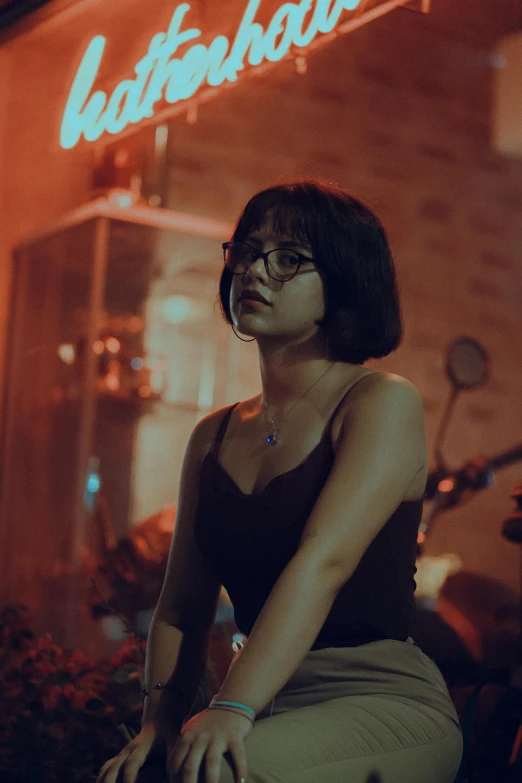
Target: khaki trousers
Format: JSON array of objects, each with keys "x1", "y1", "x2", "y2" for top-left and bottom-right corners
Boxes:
[{"x1": 141, "y1": 638, "x2": 463, "y2": 783}]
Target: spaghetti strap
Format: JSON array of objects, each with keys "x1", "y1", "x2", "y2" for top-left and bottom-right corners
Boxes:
[
  {"x1": 211, "y1": 373, "x2": 374, "y2": 465},
  {"x1": 210, "y1": 402, "x2": 240, "y2": 460},
  {"x1": 324, "y1": 371, "x2": 376, "y2": 439}
]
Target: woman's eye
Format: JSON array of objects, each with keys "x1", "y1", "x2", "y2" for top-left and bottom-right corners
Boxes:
[
  {"x1": 235, "y1": 247, "x2": 254, "y2": 261},
  {"x1": 278, "y1": 252, "x2": 300, "y2": 267}
]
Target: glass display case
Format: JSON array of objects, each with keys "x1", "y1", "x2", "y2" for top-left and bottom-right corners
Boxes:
[{"x1": 0, "y1": 199, "x2": 260, "y2": 654}]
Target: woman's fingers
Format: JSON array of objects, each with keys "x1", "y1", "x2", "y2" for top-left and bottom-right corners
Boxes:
[
  {"x1": 171, "y1": 739, "x2": 248, "y2": 783},
  {"x1": 169, "y1": 737, "x2": 208, "y2": 783},
  {"x1": 176, "y1": 738, "x2": 207, "y2": 783},
  {"x1": 169, "y1": 735, "x2": 191, "y2": 774},
  {"x1": 97, "y1": 725, "x2": 157, "y2": 783},
  {"x1": 96, "y1": 755, "x2": 117, "y2": 781},
  {"x1": 97, "y1": 746, "x2": 146, "y2": 783},
  {"x1": 97, "y1": 750, "x2": 128, "y2": 783},
  {"x1": 203, "y1": 743, "x2": 229, "y2": 783},
  {"x1": 228, "y1": 740, "x2": 248, "y2": 783},
  {"x1": 168, "y1": 712, "x2": 252, "y2": 783},
  {"x1": 122, "y1": 747, "x2": 150, "y2": 783}
]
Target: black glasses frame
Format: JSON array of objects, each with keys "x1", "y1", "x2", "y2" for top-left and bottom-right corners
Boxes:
[{"x1": 222, "y1": 241, "x2": 316, "y2": 282}]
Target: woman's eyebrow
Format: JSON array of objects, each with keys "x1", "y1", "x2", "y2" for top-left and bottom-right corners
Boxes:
[
  {"x1": 276, "y1": 240, "x2": 311, "y2": 250},
  {"x1": 246, "y1": 235, "x2": 311, "y2": 251}
]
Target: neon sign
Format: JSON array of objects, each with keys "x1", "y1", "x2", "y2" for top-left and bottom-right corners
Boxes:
[{"x1": 61, "y1": 0, "x2": 430, "y2": 149}]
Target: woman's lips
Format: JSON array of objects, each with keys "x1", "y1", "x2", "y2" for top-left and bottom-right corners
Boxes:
[{"x1": 239, "y1": 297, "x2": 269, "y2": 307}]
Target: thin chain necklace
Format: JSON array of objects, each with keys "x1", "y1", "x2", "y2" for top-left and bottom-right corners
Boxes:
[{"x1": 262, "y1": 362, "x2": 336, "y2": 445}]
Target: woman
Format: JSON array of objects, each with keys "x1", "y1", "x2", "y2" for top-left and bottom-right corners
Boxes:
[{"x1": 97, "y1": 181, "x2": 463, "y2": 783}]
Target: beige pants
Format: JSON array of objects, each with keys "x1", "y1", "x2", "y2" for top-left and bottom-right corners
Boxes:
[
  {"x1": 220, "y1": 637, "x2": 463, "y2": 783},
  {"x1": 142, "y1": 638, "x2": 463, "y2": 783}
]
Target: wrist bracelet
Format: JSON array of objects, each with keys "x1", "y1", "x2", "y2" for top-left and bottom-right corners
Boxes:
[
  {"x1": 141, "y1": 683, "x2": 192, "y2": 712},
  {"x1": 207, "y1": 705, "x2": 254, "y2": 724},
  {"x1": 209, "y1": 698, "x2": 256, "y2": 720}
]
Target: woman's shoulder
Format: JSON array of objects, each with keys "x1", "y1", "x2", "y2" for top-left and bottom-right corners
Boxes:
[
  {"x1": 330, "y1": 369, "x2": 427, "y2": 495},
  {"x1": 190, "y1": 398, "x2": 252, "y2": 459},
  {"x1": 192, "y1": 404, "x2": 235, "y2": 450},
  {"x1": 331, "y1": 369, "x2": 423, "y2": 436},
  {"x1": 343, "y1": 369, "x2": 421, "y2": 400}
]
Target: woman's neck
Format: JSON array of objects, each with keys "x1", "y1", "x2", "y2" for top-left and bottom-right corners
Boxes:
[
  {"x1": 260, "y1": 357, "x2": 332, "y2": 404},
  {"x1": 257, "y1": 351, "x2": 361, "y2": 418}
]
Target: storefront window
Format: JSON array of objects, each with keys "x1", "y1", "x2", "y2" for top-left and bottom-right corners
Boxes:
[{"x1": 0, "y1": 202, "x2": 259, "y2": 651}]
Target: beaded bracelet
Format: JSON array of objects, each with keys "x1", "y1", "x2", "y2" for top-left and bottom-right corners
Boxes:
[{"x1": 141, "y1": 682, "x2": 192, "y2": 712}]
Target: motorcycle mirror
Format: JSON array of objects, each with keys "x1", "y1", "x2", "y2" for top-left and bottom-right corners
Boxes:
[{"x1": 445, "y1": 336, "x2": 490, "y2": 391}]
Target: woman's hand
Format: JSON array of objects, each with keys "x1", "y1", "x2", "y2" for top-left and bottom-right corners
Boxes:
[
  {"x1": 167, "y1": 708, "x2": 253, "y2": 783},
  {"x1": 96, "y1": 721, "x2": 165, "y2": 783}
]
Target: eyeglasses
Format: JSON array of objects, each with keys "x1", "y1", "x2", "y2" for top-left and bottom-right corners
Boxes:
[{"x1": 222, "y1": 241, "x2": 317, "y2": 283}]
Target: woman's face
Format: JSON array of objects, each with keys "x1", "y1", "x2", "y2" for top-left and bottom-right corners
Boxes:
[{"x1": 228, "y1": 220, "x2": 327, "y2": 347}]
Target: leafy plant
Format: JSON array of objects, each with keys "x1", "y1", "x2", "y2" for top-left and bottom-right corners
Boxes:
[{"x1": 0, "y1": 604, "x2": 146, "y2": 783}]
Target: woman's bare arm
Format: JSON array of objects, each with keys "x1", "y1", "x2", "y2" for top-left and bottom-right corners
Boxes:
[{"x1": 141, "y1": 409, "x2": 226, "y2": 744}]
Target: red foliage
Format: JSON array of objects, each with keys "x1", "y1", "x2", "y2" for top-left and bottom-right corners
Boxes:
[{"x1": 0, "y1": 604, "x2": 147, "y2": 783}]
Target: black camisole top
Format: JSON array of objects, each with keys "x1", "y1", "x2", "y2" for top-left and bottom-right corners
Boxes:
[{"x1": 193, "y1": 393, "x2": 423, "y2": 650}]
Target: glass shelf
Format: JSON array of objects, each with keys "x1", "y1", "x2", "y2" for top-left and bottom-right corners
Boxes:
[{"x1": 0, "y1": 200, "x2": 260, "y2": 653}]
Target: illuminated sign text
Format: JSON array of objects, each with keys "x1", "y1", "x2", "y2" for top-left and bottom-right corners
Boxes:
[{"x1": 61, "y1": 0, "x2": 429, "y2": 148}]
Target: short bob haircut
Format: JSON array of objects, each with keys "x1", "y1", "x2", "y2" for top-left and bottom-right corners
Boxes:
[{"x1": 217, "y1": 180, "x2": 403, "y2": 365}]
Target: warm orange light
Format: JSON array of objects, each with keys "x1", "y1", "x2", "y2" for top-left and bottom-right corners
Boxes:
[
  {"x1": 57, "y1": 343, "x2": 76, "y2": 365},
  {"x1": 60, "y1": 1, "x2": 425, "y2": 149},
  {"x1": 93, "y1": 339, "x2": 105, "y2": 355},
  {"x1": 295, "y1": 55, "x2": 307, "y2": 74},
  {"x1": 438, "y1": 477, "x2": 455, "y2": 493},
  {"x1": 105, "y1": 337, "x2": 121, "y2": 354},
  {"x1": 106, "y1": 374, "x2": 120, "y2": 391}
]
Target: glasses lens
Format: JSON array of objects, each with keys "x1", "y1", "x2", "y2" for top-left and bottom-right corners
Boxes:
[
  {"x1": 223, "y1": 243, "x2": 303, "y2": 281},
  {"x1": 224, "y1": 242, "x2": 255, "y2": 274},
  {"x1": 267, "y1": 249, "x2": 301, "y2": 281}
]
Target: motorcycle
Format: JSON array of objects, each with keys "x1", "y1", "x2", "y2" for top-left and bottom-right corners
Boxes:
[{"x1": 413, "y1": 335, "x2": 522, "y2": 782}]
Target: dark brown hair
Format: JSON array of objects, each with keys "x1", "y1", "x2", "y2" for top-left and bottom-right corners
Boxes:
[{"x1": 217, "y1": 180, "x2": 403, "y2": 364}]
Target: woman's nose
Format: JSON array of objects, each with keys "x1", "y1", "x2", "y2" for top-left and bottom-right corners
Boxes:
[{"x1": 248, "y1": 253, "x2": 269, "y2": 278}]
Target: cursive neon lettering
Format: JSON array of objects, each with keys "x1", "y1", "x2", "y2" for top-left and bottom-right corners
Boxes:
[
  {"x1": 128, "y1": 35, "x2": 170, "y2": 122},
  {"x1": 206, "y1": 36, "x2": 232, "y2": 86},
  {"x1": 104, "y1": 80, "x2": 135, "y2": 135},
  {"x1": 61, "y1": 36, "x2": 106, "y2": 148},
  {"x1": 61, "y1": 0, "x2": 418, "y2": 148},
  {"x1": 291, "y1": 0, "x2": 320, "y2": 49},
  {"x1": 168, "y1": 44, "x2": 208, "y2": 102},
  {"x1": 132, "y1": 7, "x2": 201, "y2": 120},
  {"x1": 228, "y1": 0, "x2": 266, "y2": 72}
]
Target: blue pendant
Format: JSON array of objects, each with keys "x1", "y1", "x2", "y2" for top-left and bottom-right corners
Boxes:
[{"x1": 266, "y1": 433, "x2": 278, "y2": 445}]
